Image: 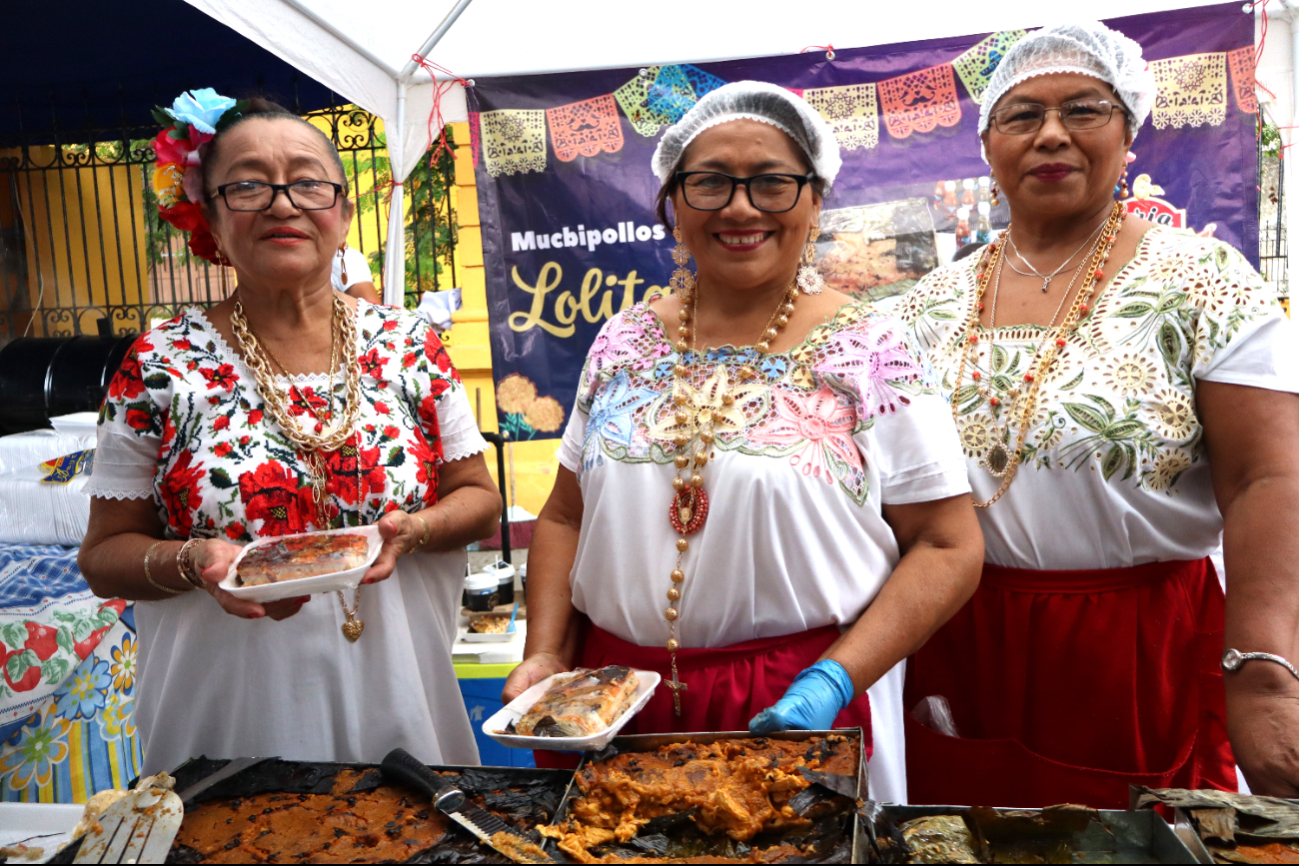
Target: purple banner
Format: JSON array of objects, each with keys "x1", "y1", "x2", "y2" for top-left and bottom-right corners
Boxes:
[{"x1": 471, "y1": 3, "x2": 1257, "y2": 439}]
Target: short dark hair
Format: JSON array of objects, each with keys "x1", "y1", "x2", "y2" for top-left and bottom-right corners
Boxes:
[{"x1": 202, "y1": 97, "x2": 350, "y2": 201}]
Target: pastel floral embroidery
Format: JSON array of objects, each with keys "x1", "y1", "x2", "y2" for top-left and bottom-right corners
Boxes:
[
  {"x1": 750, "y1": 387, "x2": 865, "y2": 499},
  {"x1": 53, "y1": 657, "x2": 111, "y2": 721}
]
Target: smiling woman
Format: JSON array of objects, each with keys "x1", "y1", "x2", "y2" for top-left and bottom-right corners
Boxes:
[
  {"x1": 76, "y1": 93, "x2": 503, "y2": 773},
  {"x1": 505, "y1": 81, "x2": 984, "y2": 800},
  {"x1": 892, "y1": 22, "x2": 1299, "y2": 808}
]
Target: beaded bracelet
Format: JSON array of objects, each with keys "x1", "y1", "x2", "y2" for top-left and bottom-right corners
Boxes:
[
  {"x1": 143, "y1": 540, "x2": 186, "y2": 595},
  {"x1": 176, "y1": 539, "x2": 206, "y2": 590}
]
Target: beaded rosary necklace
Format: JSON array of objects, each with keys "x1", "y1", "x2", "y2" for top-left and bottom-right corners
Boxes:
[
  {"x1": 661, "y1": 279, "x2": 800, "y2": 714},
  {"x1": 951, "y1": 200, "x2": 1125, "y2": 508}
]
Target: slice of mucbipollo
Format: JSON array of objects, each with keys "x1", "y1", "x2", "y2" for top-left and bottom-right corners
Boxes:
[
  {"x1": 516, "y1": 666, "x2": 640, "y2": 737},
  {"x1": 236, "y1": 533, "x2": 370, "y2": 586}
]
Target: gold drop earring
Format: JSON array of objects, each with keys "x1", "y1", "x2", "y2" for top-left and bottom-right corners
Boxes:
[
  {"x1": 796, "y1": 224, "x2": 825, "y2": 295},
  {"x1": 989, "y1": 172, "x2": 1001, "y2": 207},
  {"x1": 670, "y1": 226, "x2": 696, "y2": 304},
  {"x1": 338, "y1": 242, "x2": 349, "y2": 285},
  {"x1": 1119, "y1": 166, "x2": 1130, "y2": 199}
]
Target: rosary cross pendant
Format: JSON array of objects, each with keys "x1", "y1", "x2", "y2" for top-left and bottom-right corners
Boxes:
[{"x1": 667, "y1": 669, "x2": 688, "y2": 715}]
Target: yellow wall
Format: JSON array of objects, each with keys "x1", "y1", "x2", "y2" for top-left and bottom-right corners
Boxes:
[{"x1": 443, "y1": 122, "x2": 560, "y2": 517}]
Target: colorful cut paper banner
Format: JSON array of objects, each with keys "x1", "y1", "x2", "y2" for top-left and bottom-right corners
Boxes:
[
  {"x1": 467, "y1": 110, "x2": 481, "y2": 167},
  {"x1": 481, "y1": 109, "x2": 548, "y2": 177},
  {"x1": 878, "y1": 63, "x2": 963, "y2": 139},
  {"x1": 647, "y1": 65, "x2": 700, "y2": 122},
  {"x1": 547, "y1": 94, "x2": 625, "y2": 161},
  {"x1": 614, "y1": 67, "x2": 673, "y2": 137},
  {"x1": 805, "y1": 83, "x2": 880, "y2": 151},
  {"x1": 953, "y1": 30, "x2": 1027, "y2": 103},
  {"x1": 1151, "y1": 52, "x2": 1228, "y2": 129},
  {"x1": 1227, "y1": 46, "x2": 1258, "y2": 114},
  {"x1": 681, "y1": 65, "x2": 727, "y2": 100}
]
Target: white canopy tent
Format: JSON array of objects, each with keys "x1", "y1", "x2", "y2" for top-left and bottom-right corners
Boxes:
[{"x1": 184, "y1": 0, "x2": 1298, "y2": 302}]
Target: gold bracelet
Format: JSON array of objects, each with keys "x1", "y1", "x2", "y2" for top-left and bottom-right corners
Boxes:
[
  {"x1": 143, "y1": 541, "x2": 186, "y2": 595},
  {"x1": 411, "y1": 514, "x2": 431, "y2": 553}
]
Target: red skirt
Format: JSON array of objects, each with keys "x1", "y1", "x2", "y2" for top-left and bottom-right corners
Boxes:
[
  {"x1": 906, "y1": 558, "x2": 1235, "y2": 809},
  {"x1": 534, "y1": 622, "x2": 873, "y2": 770}
]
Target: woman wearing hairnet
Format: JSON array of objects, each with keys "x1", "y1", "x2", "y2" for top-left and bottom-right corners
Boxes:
[
  {"x1": 504, "y1": 82, "x2": 983, "y2": 800},
  {"x1": 896, "y1": 22, "x2": 1299, "y2": 805}
]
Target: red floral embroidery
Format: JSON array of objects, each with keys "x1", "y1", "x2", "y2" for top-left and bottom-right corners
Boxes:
[
  {"x1": 213, "y1": 415, "x2": 229, "y2": 432},
  {"x1": 419, "y1": 394, "x2": 443, "y2": 445},
  {"x1": 325, "y1": 437, "x2": 385, "y2": 505},
  {"x1": 382, "y1": 320, "x2": 399, "y2": 332},
  {"x1": 359, "y1": 348, "x2": 385, "y2": 378},
  {"x1": 174, "y1": 339, "x2": 192, "y2": 351},
  {"x1": 199, "y1": 363, "x2": 237, "y2": 391},
  {"x1": 225, "y1": 522, "x2": 246, "y2": 540},
  {"x1": 287, "y1": 386, "x2": 329, "y2": 418},
  {"x1": 374, "y1": 402, "x2": 390, "y2": 415},
  {"x1": 126, "y1": 407, "x2": 155, "y2": 433},
  {"x1": 402, "y1": 352, "x2": 417, "y2": 368},
  {"x1": 239, "y1": 460, "x2": 312, "y2": 536},
  {"x1": 159, "y1": 451, "x2": 205, "y2": 537},
  {"x1": 424, "y1": 330, "x2": 460, "y2": 382},
  {"x1": 107, "y1": 338, "x2": 152, "y2": 402},
  {"x1": 408, "y1": 431, "x2": 442, "y2": 506},
  {"x1": 248, "y1": 409, "x2": 263, "y2": 425},
  {"x1": 214, "y1": 442, "x2": 233, "y2": 458}
]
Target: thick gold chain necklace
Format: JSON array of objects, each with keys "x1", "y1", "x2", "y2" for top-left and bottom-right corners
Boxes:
[
  {"x1": 662, "y1": 278, "x2": 799, "y2": 715},
  {"x1": 951, "y1": 201, "x2": 1125, "y2": 508},
  {"x1": 229, "y1": 291, "x2": 366, "y2": 641}
]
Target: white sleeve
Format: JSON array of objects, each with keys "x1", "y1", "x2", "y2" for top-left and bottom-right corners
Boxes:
[
  {"x1": 860, "y1": 392, "x2": 971, "y2": 505},
  {"x1": 556, "y1": 396, "x2": 587, "y2": 474},
  {"x1": 1192, "y1": 241, "x2": 1299, "y2": 393},
  {"x1": 438, "y1": 385, "x2": 489, "y2": 463},
  {"x1": 84, "y1": 424, "x2": 159, "y2": 501}
]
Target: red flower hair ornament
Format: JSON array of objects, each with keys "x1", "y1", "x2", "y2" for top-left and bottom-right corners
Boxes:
[{"x1": 150, "y1": 89, "x2": 246, "y2": 263}]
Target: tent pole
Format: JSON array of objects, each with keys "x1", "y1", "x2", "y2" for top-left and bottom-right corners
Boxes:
[
  {"x1": 384, "y1": 82, "x2": 408, "y2": 307},
  {"x1": 399, "y1": 0, "x2": 476, "y2": 83},
  {"x1": 279, "y1": 0, "x2": 399, "y2": 76},
  {"x1": 1282, "y1": 0, "x2": 1299, "y2": 299}
]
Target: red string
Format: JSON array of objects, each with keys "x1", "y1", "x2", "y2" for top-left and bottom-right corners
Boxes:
[
  {"x1": 411, "y1": 54, "x2": 471, "y2": 170},
  {"x1": 799, "y1": 44, "x2": 835, "y2": 57}
]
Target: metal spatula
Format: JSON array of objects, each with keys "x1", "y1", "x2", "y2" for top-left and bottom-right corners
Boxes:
[
  {"x1": 380, "y1": 748, "x2": 554, "y2": 864},
  {"x1": 72, "y1": 779, "x2": 182, "y2": 864}
]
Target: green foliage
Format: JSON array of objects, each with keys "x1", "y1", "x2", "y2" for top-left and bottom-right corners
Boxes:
[
  {"x1": 1261, "y1": 119, "x2": 1282, "y2": 160},
  {"x1": 352, "y1": 129, "x2": 458, "y2": 308}
]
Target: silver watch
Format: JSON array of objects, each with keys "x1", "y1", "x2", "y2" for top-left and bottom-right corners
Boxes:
[{"x1": 1221, "y1": 648, "x2": 1299, "y2": 682}]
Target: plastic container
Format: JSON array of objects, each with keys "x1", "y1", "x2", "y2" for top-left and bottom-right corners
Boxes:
[
  {"x1": 464, "y1": 571, "x2": 499, "y2": 612},
  {"x1": 483, "y1": 559, "x2": 516, "y2": 606},
  {"x1": 219, "y1": 526, "x2": 382, "y2": 603},
  {"x1": 483, "y1": 669, "x2": 661, "y2": 752}
]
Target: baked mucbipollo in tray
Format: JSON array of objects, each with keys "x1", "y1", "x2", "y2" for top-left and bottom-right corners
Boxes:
[
  {"x1": 48, "y1": 757, "x2": 570, "y2": 864},
  {"x1": 486, "y1": 665, "x2": 662, "y2": 752},
  {"x1": 540, "y1": 729, "x2": 867, "y2": 863}
]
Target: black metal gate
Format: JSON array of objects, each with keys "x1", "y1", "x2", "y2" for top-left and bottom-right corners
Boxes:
[{"x1": 0, "y1": 95, "x2": 455, "y2": 344}]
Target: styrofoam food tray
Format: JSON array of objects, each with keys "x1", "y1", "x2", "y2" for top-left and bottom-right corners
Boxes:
[
  {"x1": 219, "y1": 526, "x2": 382, "y2": 603},
  {"x1": 484, "y1": 669, "x2": 660, "y2": 752},
  {"x1": 461, "y1": 615, "x2": 518, "y2": 642}
]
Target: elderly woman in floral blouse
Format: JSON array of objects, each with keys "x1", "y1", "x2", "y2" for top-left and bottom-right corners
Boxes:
[
  {"x1": 78, "y1": 93, "x2": 500, "y2": 773},
  {"x1": 895, "y1": 23, "x2": 1299, "y2": 806}
]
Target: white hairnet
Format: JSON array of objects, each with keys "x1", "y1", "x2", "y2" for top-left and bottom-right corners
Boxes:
[
  {"x1": 978, "y1": 22, "x2": 1156, "y2": 145},
  {"x1": 651, "y1": 81, "x2": 842, "y2": 188}
]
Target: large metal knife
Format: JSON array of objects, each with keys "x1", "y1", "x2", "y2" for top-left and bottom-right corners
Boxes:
[{"x1": 380, "y1": 748, "x2": 554, "y2": 864}]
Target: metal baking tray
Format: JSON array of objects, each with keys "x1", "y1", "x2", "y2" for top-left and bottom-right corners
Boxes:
[
  {"x1": 545, "y1": 728, "x2": 868, "y2": 863},
  {"x1": 49, "y1": 756, "x2": 572, "y2": 864},
  {"x1": 864, "y1": 803, "x2": 1201, "y2": 864}
]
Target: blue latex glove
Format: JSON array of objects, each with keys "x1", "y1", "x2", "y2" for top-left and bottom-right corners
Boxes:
[{"x1": 748, "y1": 659, "x2": 856, "y2": 735}]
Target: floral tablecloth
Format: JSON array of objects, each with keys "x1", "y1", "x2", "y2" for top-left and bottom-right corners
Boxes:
[{"x1": 0, "y1": 544, "x2": 140, "y2": 802}]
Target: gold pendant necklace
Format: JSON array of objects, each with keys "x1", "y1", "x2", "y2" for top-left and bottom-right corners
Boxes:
[
  {"x1": 952, "y1": 201, "x2": 1126, "y2": 507},
  {"x1": 231, "y1": 291, "x2": 369, "y2": 641},
  {"x1": 663, "y1": 278, "x2": 800, "y2": 715}
]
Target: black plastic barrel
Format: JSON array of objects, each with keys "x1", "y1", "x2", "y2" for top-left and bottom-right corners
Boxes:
[{"x1": 0, "y1": 335, "x2": 136, "y2": 435}]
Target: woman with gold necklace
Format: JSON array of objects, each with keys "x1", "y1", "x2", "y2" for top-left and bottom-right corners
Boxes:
[
  {"x1": 895, "y1": 23, "x2": 1299, "y2": 806},
  {"x1": 504, "y1": 82, "x2": 983, "y2": 801},
  {"x1": 79, "y1": 95, "x2": 502, "y2": 774}
]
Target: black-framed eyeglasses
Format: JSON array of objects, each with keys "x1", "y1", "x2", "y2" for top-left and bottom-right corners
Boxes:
[
  {"x1": 675, "y1": 171, "x2": 813, "y2": 213},
  {"x1": 990, "y1": 98, "x2": 1125, "y2": 135},
  {"x1": 213, "y1": 180, "x2": 344, "y2": 211}
]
